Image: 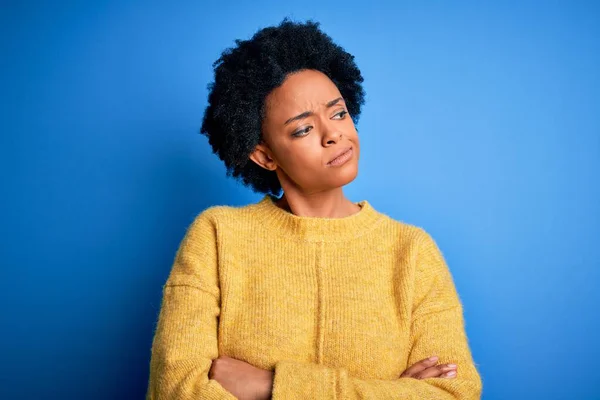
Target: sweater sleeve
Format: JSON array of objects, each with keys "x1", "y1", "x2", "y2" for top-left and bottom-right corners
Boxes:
[
  {"x1": 146, "y1": 209, "x2": 236, "y2": 400},
  {"x1": 270, "y1": 229, "x2": 482, "y2": 400}
]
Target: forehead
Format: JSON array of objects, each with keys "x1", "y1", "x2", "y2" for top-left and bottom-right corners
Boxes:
[{"x1": 265, "y1": 69, "x2": 341, "y2": 115}]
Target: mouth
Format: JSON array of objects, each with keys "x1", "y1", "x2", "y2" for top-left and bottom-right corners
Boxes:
[{"x1": 327, "y1": 146, "x2": 353, "y2": 166}]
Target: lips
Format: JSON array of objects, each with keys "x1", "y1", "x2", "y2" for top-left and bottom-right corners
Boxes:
[{"x1": 327, "y1": 146, "x2": 352, "y2": 165}]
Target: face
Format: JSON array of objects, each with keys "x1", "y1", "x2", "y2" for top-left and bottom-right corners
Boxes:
[{"x1": 250, "y1": 69, "x2": 360, "y2": 194}]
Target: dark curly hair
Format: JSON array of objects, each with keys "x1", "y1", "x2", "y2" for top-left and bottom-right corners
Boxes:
[{"x1": 199, "y1": 17, "x2": 366, "y2": 196}]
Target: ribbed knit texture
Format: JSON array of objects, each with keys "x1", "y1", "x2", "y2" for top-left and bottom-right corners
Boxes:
[{"x1": 146, "y1": 194, "x2": 483, "y2": 399}]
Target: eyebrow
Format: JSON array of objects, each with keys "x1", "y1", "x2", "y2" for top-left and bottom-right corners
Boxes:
[{"x1": 283, "y1": 97, "x2": 345, "y2": 126}]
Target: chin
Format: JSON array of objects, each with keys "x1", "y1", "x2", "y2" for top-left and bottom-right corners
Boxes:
[{"x1": 330, "y1": 164, "x2": 359, "y2": 186}]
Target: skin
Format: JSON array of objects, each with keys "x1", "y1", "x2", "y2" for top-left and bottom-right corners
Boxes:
[
  {"x1": 209, "y1": 69, "x2": 458, "y2": 398},
  {"x1": 250, "y1": 68, "x2": 361, "y2": 218}
]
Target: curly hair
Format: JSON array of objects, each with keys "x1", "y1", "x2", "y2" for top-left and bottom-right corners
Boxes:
[{"x1": 200, "y1": 17, "x2": 366, "y2": 195}]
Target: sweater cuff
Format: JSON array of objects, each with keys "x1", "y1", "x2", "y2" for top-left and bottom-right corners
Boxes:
[
  {"x1": 198, "y1": 379, "x2": 238, "y2": 400},
  {"x1": 272, "y1": 359, "x2": 336, "y2": 399}
]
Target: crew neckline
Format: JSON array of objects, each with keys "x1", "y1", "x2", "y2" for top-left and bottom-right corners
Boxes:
[{"x1": 251, "y1": 194, "x2": 383, "y2": 242}]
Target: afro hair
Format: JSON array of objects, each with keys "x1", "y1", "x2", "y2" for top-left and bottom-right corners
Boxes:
[{"x1": 200, "y1": 17, "x2": 366, "y2": 196}]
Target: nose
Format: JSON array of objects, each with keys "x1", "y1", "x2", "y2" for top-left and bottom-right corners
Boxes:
[{"x1": 321, "y1": 121, "x2": 343, "y2": 146}]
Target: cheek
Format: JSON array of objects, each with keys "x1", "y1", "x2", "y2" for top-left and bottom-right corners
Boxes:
[
  {"x1": 293, "y1": 147, "x2": 323, "y2": 174},
  {"x1": 350, "y1": 129, "x2": 360, "y2": 152},
  {"x1": 277, "y1": 141, "x2": 321, "y2": 173},
  {"x1": 348, "y1": 124, "x2": 359, "y2": 139}
]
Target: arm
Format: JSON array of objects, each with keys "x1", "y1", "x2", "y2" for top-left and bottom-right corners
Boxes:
[
  {"x1": 271, "y1": 228, "x2": 482, "y2": 400},
  {"x1": 146, "y1": 209, "x2": 236, "y2": 400}
]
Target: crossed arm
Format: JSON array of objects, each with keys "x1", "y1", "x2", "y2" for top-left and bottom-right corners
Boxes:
[
  {"x1": 146, "y1": 213, "x2": 482, "y2": 399},
  {"x1": 270, "y1": 229, "x2": 482, "y2": 398}
]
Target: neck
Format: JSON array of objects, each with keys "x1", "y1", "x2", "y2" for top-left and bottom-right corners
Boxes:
[
  {"x1": 273, "y1": 188, "x2": 361, "y2": 218},
  {"x1": 252, "y1": 193, "x2": 383, "y2": 242}
]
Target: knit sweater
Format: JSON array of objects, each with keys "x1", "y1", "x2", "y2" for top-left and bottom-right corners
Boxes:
[{"x1": 146, "y1": 194, "x2": 483, "y2": 399}]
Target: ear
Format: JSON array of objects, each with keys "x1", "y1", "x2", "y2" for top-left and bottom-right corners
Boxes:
[{"x1": 249, "y1": 143, "x2": 277, "y2": 171}]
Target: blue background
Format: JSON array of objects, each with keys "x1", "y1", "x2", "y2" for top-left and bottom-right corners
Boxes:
[{"x1": 1, "y1": 1, "x2": 598, "y2": 399}]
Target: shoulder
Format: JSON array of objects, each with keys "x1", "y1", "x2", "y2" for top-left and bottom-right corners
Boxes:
[
  {"x1": 367, "y1": 208, "x2": 448, "y2": 271},
  {"x1": 187, "y1": 200, "x2": 259, "y2": 232},
  {"x1": 369, "y1": 207, "x2": 434, "y2": 246},
  {"x1": 174, "y1": 202, "x2": 250, "y2": 255}
]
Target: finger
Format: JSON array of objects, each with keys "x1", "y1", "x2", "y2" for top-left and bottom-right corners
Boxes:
[
  {"x1": 399, "y1": 356, "x2": 439, "y2": 377},
  {"x1": 415, "y1": 364, "x2": 458, "y2": 379}
]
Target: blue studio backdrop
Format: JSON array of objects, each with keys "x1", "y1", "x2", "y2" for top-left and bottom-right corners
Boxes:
[{"x1": 1, "y1": 2, "x2": 598, "y2": 399}]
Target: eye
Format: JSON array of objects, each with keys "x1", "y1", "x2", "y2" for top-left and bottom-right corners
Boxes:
[
  {"x1": 333, "y1": 110, "x2": 348, "y2": 119},
  {"x1": 291, "y1": 110, "x2": 348, "y2": 138},
  {"x1": 292, "y1": 126, "x2": 312, "y2": 137}
]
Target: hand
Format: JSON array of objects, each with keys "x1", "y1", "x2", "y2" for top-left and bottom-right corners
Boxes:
[
  {"x1": 209, "y1": 355, "x2": 274, "y2": 400},
  {"x1": 399, "y1": 355, "x2": 457, "y2": 379}
]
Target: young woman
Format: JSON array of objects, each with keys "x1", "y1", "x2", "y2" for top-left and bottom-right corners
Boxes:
[{"x1": 146, "y1": 18, "x2": 483, "y2": 400}]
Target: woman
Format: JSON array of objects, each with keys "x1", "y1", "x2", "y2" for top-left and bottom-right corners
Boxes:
[{"x1": 146, "y1": 18, "x2": 483, "y2": 400}]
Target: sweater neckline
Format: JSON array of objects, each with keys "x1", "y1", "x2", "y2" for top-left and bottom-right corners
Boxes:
[{"x1": 252, "y1": 194, "x2": 383, "y2": 242}]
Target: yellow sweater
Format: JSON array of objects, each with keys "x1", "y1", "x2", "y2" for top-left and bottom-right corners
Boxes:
[{"x1": 146, "y1": 194, "x2": 483, "y2": 399}]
